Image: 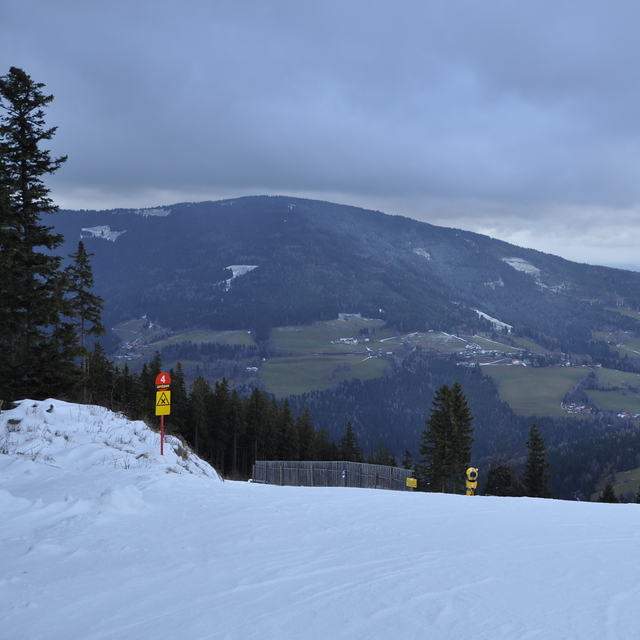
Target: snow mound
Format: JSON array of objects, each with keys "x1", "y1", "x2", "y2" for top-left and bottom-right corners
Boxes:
[{"x1": 0, "y1": 398, "x2": 218, "y2": 480}]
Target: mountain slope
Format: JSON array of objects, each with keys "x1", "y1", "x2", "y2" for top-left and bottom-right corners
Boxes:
[{"x1": 52, "y1": 196, "x2": 640, "y2": 353}]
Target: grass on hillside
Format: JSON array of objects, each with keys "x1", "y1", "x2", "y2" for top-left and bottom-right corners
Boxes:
[
  {"x1": 606, "y1": 307, "x2": 640, "y2": 322},
  {"x1": 271, "y1": 317, "x2": 386, "y2": 353},
  {"x1": 261, "y1": 354, "x2": 389, "y2": 397},
  {"x1": 509, "y1": 336, "x2": 553, "y2": 354},
  {"x1": 615, "y1": 336, "x2": 640, "y2": 357},
  {"x1": 596, "y1": 367, "x2": 640, "y2": 388},
  {"x1": 591, "y1": 467, "x2": 640, "y2": 502},
  {"x1": 587, "y1": 390, "x2": 640, "y2": 415},
  {"x1": 148, "y1": 329, "x2": 256, "y2": 349},
  {"x1": 483, "y1": 365, "x2": 588, "y2": 417}
]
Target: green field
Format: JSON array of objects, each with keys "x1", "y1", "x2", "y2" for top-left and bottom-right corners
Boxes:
[
  {"x1": 509, "y1": 336, "x2": 552, "y2": 354},
  {"x1": 587, "y1": 390, "x2": 640, "y2": 414},
  {"x1": 606, "y1": 307, "x2": 640, "y2": 322},
  {"x1": 112, "y1": 318, "x2": 153, "y2": 343},
  {"x1": 261, "y1": 354, "x2": 389, "y2": 397},
  {"x1": 148, "y1": 329, "x2": 256, "y2": 349},
  {"x1": 483, "y1": 365, "x2": 588, "y2": 417},
  {"x1": 591, "y1": 467, "x2": 640, "y2": 501},
  {"x1": 377, "y1": 331, "x2": 471, "y2": 351},
  {"x1": 271, "y1": 317, "x2": 386, "y2": 353},
  {"x1": 615, "y1": 336, "x2": 640, "y2": 357},
  {"x1": 596, "y1": 367, "x2": 640, "y2": 388}
]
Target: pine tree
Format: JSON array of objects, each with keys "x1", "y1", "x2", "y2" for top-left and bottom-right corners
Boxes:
[
  {"x1": 189, "y1": 376, "x2": 212, "y2": 457},
  {"x1": 85, "y1": 342, "x2": 116, "y2": 407},
  {"x1": 401, "y1": 449, "x2": 414, "y2": 471},
  {"x1": 296, "y1": 407, "x2": 317, "y2": 461},
  {"x1": 65, "y1": 241, "x2": 105, "y2": 378},
  {"x1": 229, "y1": 389, "x2": 246, "y2": 478},
  {"x1": 167, "y1": 362, "x2": 188, "y2": 438},
  {"x1": 418, "y1": 383, "x2": 474, "y2": 493},
  {"x1": 599, "y1": 482, "x2": 619, "y2": 503},
  {"x1": 523, "y1": 423, "x2": 552, "y2": 498},
  {"x1": 485, "y1": 459, "x2": 524, "y2": 497},
  {"x1": 0, "y1": 67, "x2": 78, "y2": 401},
  {"x1": 340, "y1": 421, "x2": 364, "y2": 462},
  {"x1": 277, "y1": 400, "x2": 300, "y2": 461}
]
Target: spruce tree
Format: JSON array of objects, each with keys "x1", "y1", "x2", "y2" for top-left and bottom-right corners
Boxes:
[
  {"x1": 523, "y1": 423, "x2": 552, "y2": 498},
  {"x1": 418, "y1": 383, "x2": 474, "y2": 493},
  {"x1": 401, "y1": 449, "x2": 414, "y2": 471},
  {"x1": 340, "y1": 421, "x2": 364, "y2": 462},
  {"x1": 66, "y1": 241, "x2": 105, "y2": 377},
  {"x1": 599, "y1": 482, "x2": 619, "y2": 503},
  {"x1": 0, "y1": 67, "x2": 78, "y2": 401}
]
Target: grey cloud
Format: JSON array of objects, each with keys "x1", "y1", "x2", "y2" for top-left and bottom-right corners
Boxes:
[{"x1": 3, "y1": 0, "x2": 640, "y2": 266}]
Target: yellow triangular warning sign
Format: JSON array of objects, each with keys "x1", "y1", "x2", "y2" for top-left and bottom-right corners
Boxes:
[{"x1": 155, "y1": 390, "x2": 171, "y2": 415}]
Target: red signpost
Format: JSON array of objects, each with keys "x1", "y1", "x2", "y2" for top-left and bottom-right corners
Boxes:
[{"x1": 155, "y1": 372, "x2": 172, "y2": 455}]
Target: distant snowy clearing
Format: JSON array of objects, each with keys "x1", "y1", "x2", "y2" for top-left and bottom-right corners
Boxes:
[{"x1": 1, "y1": 400, "x2": 639, "y2": 639}]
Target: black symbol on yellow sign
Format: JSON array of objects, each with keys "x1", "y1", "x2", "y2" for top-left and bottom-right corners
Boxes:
[{"x1": 155, "y1": 390, "x2": 171, "y2": 416}]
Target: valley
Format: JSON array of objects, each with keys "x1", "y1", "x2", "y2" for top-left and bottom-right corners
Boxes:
[{"x1": 109, "y1": 313, "x2": 640, "y2": 424}]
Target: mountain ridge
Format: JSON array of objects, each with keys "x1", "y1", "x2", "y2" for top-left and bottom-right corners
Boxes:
[{"x1": 52, "y1": 195, "x2": 640, "y2": 359}]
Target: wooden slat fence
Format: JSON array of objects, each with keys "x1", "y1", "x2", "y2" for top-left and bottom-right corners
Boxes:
[{"x1": 252, "y1": 460, "x2": 415, "y2": 491}]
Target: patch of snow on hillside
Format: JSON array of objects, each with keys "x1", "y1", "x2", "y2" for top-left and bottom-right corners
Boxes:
[
  {"x1": 412, "y1": 248, "x2": 432, "y2": 260},
  {"x1": 502, "y1": 257, "x2": 541, "y2": 276},
  {"x1": 475, "y1": 309, "x2": 513, "y2": 332},
  {"x1": 484, "y1": 277, "x2": 504, "y2": 289},
  {"x1": 224, "y1": 264, "x2": 258, "y2": 290},
  {"x1": 80, "y1": 225, "x2": 126, "y2": 242},
  {"x1": 134, "y1": 208, "x2": 171, "y2": 217}
]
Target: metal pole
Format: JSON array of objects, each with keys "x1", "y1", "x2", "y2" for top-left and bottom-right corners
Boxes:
[{"x1": 160, "y1": 414, "x2": 165, "y2": 456}]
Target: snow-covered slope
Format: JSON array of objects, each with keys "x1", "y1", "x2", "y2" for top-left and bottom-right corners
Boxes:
[{"x1": 1, "y1": 400, "x2": 639, "y2": 639}]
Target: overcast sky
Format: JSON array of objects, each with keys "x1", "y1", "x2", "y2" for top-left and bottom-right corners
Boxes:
[{"x1": 3, "y1": 1, "x2": 640, "y2": 269}]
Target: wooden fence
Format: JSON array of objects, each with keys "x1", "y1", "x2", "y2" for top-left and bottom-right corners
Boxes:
[{"x1": 252, "y1": 460, "x2": 415, "y2": 491}]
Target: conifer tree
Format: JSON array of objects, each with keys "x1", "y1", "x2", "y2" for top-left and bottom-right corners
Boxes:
[
  {"x1": 598, "y1": 481, "x2": 619, "y2": 503},
  {"x1": 229, "y1": 389, "x2": 247, "y2": 478},
  {"x1": 296, "y1": 407, "x2": 317, "y2": 461},
  {"x1": 316, "y1": 426, "x2": 339, "y2": 461},
  {"x1": 85, "y1": 342, "x2": 116, "y2": 407},
  {"x1": 523, "y1": 423, "x2": 552, "y2": 498},
  {"x1": 340, "y1": 421, "x2": 364, "y2": 462},
  {"x1": 401, "y1": 449, "x2": 414, "y2": 471},
  {"x1": 0, "y1": 67, "x2": 78, "y2": 401},
  {"x1": 277, "y1": 400, "x2": 300, "y2": 460},
  {"x1": 418, "y1": 382, "x2": 474, "y2": 493},
  {"x1": 189, "y1": 375, "x2": 212, "y2": 457},
  {"x1": 65, "y1": 241, "x2": 105, "y2": 376},
  {"x1": 167, "y1": 362, "x2": 189, "y2": 437}
]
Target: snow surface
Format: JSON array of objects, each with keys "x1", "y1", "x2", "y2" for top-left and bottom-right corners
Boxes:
[
  {"x1": 2, "y1": 400, "x2": 640, "y2": 639},
  {"x1": 502, "y1": 257, "x2": 541, "y2": 276},
  {"x1": 80, "y1": 226, "x2": 126, "y2": 242},
  {"x1": 474, "y1": 309, "x2": 513, "y2": 333}
]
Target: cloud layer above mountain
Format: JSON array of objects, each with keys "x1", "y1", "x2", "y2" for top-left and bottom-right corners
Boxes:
[{"x1": 3, "y1": 1, "x2": 640, "y2": 268}]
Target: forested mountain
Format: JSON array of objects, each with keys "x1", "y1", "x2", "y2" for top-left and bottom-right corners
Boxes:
[
  {"x1": 52, "y1": 196, "x2": 640, "y2": 354},
  {"x1": 48, "y1": 196, "x2": 640, "y2": 499}
]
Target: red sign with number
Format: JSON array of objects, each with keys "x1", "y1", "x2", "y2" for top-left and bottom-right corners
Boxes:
[{"x1": 155, "y1": 372, "x2": 172, "y2": 388}]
